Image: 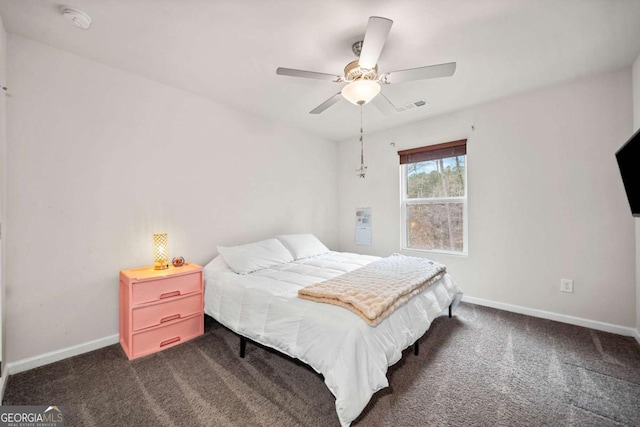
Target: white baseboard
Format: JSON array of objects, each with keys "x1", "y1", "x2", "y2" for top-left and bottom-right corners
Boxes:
[
  {"x1": 2, "y1": 298, "x2": 639, "y2": 382},
  {"x1": 462, "y1": 295, "x2": 639, "y2": 340},
  {"x1": 6, "y1": 334, "x2": 119, "y2": 376},
  {"x1": 1, "y1": 365, "x2": 8, "y2": 403}
]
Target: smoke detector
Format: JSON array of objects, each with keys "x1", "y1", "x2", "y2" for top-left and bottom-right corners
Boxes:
[{"x1": 61, "y1": 7, "x2": 92, "y2": 30}]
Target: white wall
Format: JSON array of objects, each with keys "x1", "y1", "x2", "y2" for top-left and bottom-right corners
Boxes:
[
  {"x1": 633, "y1": 53, "x2": 640, "y2": 333},
  {"x1": 5, "y1": 35, "x2": 338, "y2": 363},
  {"x1": 634, "y1": 55, "x2": 640, "y2": 129},
  {"x1": 0, "y1": 14, "x2": 7, "y2": 375},
  {"x1": 337, "y1": 68, "x2": 635, "y2": 327}
]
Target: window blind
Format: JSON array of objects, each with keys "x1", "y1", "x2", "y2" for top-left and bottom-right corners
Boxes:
[{"x1": 398, "y1": 139, "x2": 467, "y2": 164}]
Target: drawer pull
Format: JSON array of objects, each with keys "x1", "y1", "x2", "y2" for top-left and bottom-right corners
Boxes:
[
  {"x1": 160, "y1": 290, "x2": 181, "y2": 299},
  {"x1": 160, "y1": 314, "x2": 181, "y2": 323},
  {"x1": 160, "y1": 337, "x2": 181, "y2": 347}
]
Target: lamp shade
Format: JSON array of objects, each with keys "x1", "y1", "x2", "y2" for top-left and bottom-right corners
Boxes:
[
  {"x1": 341, "y1": 80, "x2": 381, "y2": 105},
  {"x1": 153, "y1": 233, "x2": 169, "y2": 270}
]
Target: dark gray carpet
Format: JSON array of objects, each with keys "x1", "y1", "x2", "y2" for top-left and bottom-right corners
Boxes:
[{"x1": 3, "y1": 302, "x2": 640, "y2": 426}]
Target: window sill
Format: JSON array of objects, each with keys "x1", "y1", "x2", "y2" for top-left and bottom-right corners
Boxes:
[{"x1": 400, "y1": 247, "x2": 468, "y2": 258}]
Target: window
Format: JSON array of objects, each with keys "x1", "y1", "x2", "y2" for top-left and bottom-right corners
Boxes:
[{"x1": 399, "y1": 139, "x2": 467, "y2": 254}]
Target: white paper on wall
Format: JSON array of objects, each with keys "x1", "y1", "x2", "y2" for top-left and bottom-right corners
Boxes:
[{"x1": 355, "y1": 207, "x2": 372, "y2": 245}]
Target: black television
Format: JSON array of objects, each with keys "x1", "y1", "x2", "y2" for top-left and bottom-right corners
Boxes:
[{"x1": 616, "y1": 127, "x2": 640, "y2": 217}]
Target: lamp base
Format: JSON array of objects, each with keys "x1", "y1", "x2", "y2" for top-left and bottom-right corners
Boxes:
[{"x1": 154, "y1": 261, "x2": 169, "y2": 270}]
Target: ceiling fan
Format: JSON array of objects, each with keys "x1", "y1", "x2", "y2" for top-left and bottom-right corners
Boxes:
[{"x1": 276, "y1": 16, "x2": 456, "y2": 115}]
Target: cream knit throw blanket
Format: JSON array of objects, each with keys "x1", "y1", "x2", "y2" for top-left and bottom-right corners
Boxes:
[{"x1": 298, "y1": 254, "x2": 446, "y2": 326}]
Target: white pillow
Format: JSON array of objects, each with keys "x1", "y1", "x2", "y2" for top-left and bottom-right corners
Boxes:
[
  {"x1": 276, "y1": 234, "x2": 330, "y2": 260},
  {"x1": 217, "y1": 238, "x2": 294, "y2": 274},
  {"x1": 203, "y1": 255, "x2": 233, "y2": 276}
]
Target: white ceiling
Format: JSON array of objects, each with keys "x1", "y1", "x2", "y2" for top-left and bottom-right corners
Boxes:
[{"x1": 1, "y1": 0, "x2": 640, "y2": 141}]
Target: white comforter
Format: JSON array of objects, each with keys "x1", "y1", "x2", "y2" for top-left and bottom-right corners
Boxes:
[{"x1": 203, "y1": 251, "x2": 462, "y2": 426}]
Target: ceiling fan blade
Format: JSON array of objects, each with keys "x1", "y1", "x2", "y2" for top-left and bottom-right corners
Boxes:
[
  {"x1": 371, "y1": 93, "x2": 397, "y2": 116},
  {"x1": 358, "y1": 17, "x2": 393, "y2": 70},
  {"x1": 383, "y1": 62, "x2": 456, "y2": 84},
  {"x1": 310, "y1": 93, "x2": 343, "y2": 114},
  {"x1": 276, "y1": 67, "x2": 342, "y2": 82}
]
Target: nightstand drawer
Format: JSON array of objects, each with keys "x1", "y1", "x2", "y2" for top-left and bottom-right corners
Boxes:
[
  {"x1": 131, "y1": 314, "x2": 202, "y2": 358},
  {"x1": 121, "y1": 263, "x2": 203, "y2": 360},
  {"x1": 132, "y1": 293, "x2": 202, "y2": 331},
  {"x1": 132, "y1": 272, "x2": 202, "y2": 305}
]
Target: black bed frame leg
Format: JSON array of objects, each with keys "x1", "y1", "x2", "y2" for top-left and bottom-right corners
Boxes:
[
  {"x1": 240, "y1": 336, "x2": 246, "y2": 358},
  {"x1": 448, "y1": 303, "x2": 452, "y2": 318}
]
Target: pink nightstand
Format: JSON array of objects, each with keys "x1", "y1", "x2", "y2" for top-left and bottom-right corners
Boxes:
[{"x1": 119, "y1": 263, "x2": 204, "y2": 360}]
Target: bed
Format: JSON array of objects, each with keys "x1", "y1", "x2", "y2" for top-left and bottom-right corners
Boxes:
[{"x1": 203, "y1": 235, "x2": 462, "y2": 426}]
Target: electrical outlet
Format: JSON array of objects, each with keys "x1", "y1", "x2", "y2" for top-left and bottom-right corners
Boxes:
[{"x1": 560, "y1": 278, "x2": 574, "y2": 293}]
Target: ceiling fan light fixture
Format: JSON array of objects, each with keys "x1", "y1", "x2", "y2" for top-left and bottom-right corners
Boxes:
[{"x1": 341, "y1": 80, "x2": 381, "y2": 105}]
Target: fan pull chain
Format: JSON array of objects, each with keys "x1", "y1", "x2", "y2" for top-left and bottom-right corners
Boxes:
[{"x1": 356, "y1": 104, "x2": 367, "y2": 178}]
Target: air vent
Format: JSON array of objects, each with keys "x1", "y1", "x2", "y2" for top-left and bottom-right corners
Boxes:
[{"x1": 395, "y1": 99, "x2": 428, "y2": 112}]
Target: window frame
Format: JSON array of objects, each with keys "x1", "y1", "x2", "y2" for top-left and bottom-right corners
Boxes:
[{"x1": 399, "y1": 142, "x2": 468, "y2": 256}]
